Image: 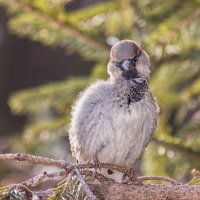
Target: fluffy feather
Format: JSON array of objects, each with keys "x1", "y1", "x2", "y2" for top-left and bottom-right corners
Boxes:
[{"x1": 69, "y1": 40, "x2": 159, "y2": 180}]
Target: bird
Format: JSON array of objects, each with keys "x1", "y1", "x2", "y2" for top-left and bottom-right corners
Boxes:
[{"x1": 69, "y1": 39, "x2": 159, "y2": 182}]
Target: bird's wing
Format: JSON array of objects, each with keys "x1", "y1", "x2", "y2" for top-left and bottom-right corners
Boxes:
[{"x1": 69, "y1": 81, "x2": 115, "y2": 162}]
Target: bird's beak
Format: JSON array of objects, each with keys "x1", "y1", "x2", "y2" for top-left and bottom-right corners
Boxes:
[
  {"x1": 121, "y1": 59, "x2": 135, "y2": 71},
  {"x1": 121, "y1": 49, "x2": 142, "y2": 71}
]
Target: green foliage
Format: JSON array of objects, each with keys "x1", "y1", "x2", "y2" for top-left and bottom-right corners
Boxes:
[
  {"x1": 67, "y1": 1, "x2": 119, "y2": 24},
  {"x1": 48, "y1": 178, "x2": 86, "y2": 200},
  {"x1": 0, "y1": 187, "x2": 9, "y2": 199},
  {"x1": 188, "y1": 177, "x2": 200, "y2": 186},
  {"x1": 9, "y1": 77, "x2": 88, "y2": 115},
  {"x1": 1, "y1": 0, "x2": 200, "y2": 181}
]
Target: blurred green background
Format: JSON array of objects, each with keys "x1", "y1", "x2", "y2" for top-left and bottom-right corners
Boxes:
[{"x1": 0, "y1": 0, "x2": 200, "y2": 185}]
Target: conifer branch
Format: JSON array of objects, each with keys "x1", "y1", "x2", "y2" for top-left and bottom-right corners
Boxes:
[
  {"x1": 1, "y1": 153, "x2": 200, "y2": 200},
  {"x1": 0, "y1": 153, "x2": 68, "y2": 168},
  {"x1": 153, "y1": 138, "x2": 200, "y2": 163},
  {"x1": 5, "y1": 0, "x2": 110, "y2": 56},
  {"x1": 22, "y1": 170, "x2": 66, "y2": 187}
]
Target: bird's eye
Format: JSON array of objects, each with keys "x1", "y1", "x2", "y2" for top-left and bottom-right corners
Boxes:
[
  {"x1": 134, "y1": 49, "x2": 142, "y2": 61},
  {"x1": 112, "y1": 60, "x2": 122, "y2": 68}
]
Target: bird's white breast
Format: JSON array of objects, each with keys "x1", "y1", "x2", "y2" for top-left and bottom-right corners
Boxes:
[
  {"x1": 69, "y1": 80, "x2": 158, "y2": 168},
  {"x1": 97, "y1": 92, "x2": 158, "y2": 168}
]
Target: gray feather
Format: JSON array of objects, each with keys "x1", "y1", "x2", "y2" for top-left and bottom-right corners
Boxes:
[{"x1": 68, "y1": 40, "x2": 159, "y2": 179}]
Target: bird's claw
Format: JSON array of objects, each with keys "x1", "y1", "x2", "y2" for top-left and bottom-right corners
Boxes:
[
  {"x1": 122, "y1": 168, "x2": 143, "y2": 185},
  {"x1": 92, "y1": 154, "x2": 101, "y2": 178}
]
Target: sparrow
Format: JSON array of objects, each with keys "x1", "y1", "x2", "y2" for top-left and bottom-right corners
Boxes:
[{"x1": 69, "y1": 40, "x2": 159, "y2": 181}]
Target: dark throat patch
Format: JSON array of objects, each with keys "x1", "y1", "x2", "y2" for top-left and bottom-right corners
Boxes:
[{"x1": 127, "y1": 78, "x2": 148, "y2": 104}]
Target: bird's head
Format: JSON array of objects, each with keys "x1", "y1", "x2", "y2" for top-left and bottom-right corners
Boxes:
[{"x1": 108, "y1": 40, "x2": 150, "y2": 81}]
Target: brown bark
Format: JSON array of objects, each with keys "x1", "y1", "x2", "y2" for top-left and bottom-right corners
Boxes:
[
  {"x1": 92, "y1": 182, "x2": 200, "y2": 200},
  {"x1": 1, "y1": 153, "x2": 200, "y2": 200}
]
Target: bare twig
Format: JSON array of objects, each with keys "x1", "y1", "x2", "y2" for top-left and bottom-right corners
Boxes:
[
  {"x1": 0, "y1": 153, "x2": 178, "y2": 186},
  {"x1": 0, "y1": 153, "x2": 126, "y2": 173},
  {"x1": 79, "y1": 162, "x2": 127, "y2": 174},
  {"x1": 2, "y1": 153, "x2": 200, "y2": 200},
  {"x1": 138, "y1": 176, "x2": 177, "y2": 185},
  {"x1": 82, "y1": 170, "x2": 114, "y2": 182},
  {"x1": 0, "y1": 153, "x2": 68, "y2": 168},
  {"x1": 74, "y1": 168, "x2": 97, "y2": 200},
  {"x1": 22, "y1": 170, "x2": 66, "y2": 187}
]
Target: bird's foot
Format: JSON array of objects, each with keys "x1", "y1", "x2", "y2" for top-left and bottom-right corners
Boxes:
[
  {"x1": 122, "y1": 168, "x2": 143, "y2": 185},
  {"x1": 92, "y1": 154, "x2": 101, "y2": 178}
]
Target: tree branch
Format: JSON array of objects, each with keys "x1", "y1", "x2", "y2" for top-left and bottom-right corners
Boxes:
[
  {"x1": 153, "y1": 138, "x2": 200, "y2": 163},
  {"x1": 0, "y1": 153, "x2": 68, "y2": 168},
  {"x1": 22, "y1": 170, "x2": 66, "y2": 187},
  {"x1": 92, "y1": 182, "x2": 200, "y2": 200},
  {"x1": 138, "y1": 176, "x2": 177, "y2": 184},
  {"x1": 6, "y1": 0, "x2": 110, "y2": 56},
  {"x1": 0, "y1": 153, "x2": 200, "y2": 200}
]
